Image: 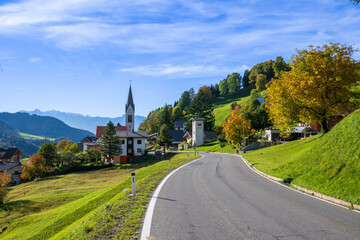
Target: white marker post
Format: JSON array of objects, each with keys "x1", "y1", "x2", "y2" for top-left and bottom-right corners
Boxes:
[
  {"x1": 131, "y1": 172, "x2": 136, "y2": 195},
  {"x1": 168, "y1": 158, "x2": 171, "y2": 169}
]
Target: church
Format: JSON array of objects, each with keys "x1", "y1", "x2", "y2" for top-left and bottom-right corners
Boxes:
[{"x1": 85, "y1": 85, "x2": 149, "y2": 164}]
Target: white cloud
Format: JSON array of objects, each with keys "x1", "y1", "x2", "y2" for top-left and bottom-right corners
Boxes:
[
  {"x1": 29, "y1": 57, "x2": 42, "y2": 63},
  {"x1": 117, "y1": 64, "x2": 249, "y2": 77}
]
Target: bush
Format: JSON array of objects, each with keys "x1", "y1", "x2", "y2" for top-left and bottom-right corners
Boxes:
[
  {"x1": 230, "y1": 101, "x2": 238, "y2": 110},
  {"x1": 0, "y1": 171, "x2": 11, "y2": 204}
]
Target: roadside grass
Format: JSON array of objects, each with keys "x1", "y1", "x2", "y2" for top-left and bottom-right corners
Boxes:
[
  {"x1": 244, "y1": 109, "x2": 360, "y2": 204},
  {"x1": 0, "y1": 153, "x2": 198, "y2": 239},
  {"x1": 18, "y1": 132, "x2": 55, "y2": 141},
  {"x1": 186, "y1": 141, "x2": 238, "y2": 154}
]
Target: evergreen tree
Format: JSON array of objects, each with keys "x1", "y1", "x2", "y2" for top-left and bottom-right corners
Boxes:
[
  {"x1": 157, "y1": 124, "x2": 173, "y2": 152},
  {"x1": 178, "y1": 91, "x2": 191, "y2": 111},
  {"x1": 242, "y1": 69, "x2": 250, "y2": 88},
  {"x1": 187, "y1": 90, "x2": 215, "y2": 131},
  {"x1": 100, "y1": 121, "x2": 122, "y2": 162},
  {"x1": 158, "y1": 105, "x2": 173, "y2": 128}
]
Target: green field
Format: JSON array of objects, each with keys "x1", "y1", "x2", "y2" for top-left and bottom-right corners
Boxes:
[
  {"x1": 186, "y1": 141, "x2": 238, "y2": 154},
  {"x1": 18, "y1": 132, "x2": 55, "y2": 141},
  {"x1": 0, "y1": 153, "x2": 198, "y2": 239},
  {"x1": 20, "y1": 158, "x2": 29, "y2": 164},
  {"x1": 244, "y1": 109, "x2": 360, "y2": 205}
]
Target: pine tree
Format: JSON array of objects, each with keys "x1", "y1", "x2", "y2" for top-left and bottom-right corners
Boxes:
[
  {"x1": 101, "y1": 121, "x2": 122, "y2": 162},
  {"x1": 187, "y1": 90, "x2": 215, "y2": 131},
  {"x1": 157, "y1": 124, "x2": 173, "y2": 153}
]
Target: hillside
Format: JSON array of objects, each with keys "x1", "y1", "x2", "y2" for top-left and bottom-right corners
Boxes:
[
  {"x1": 212, "y1": 85, "x2": 255, "y2": 126},
  {"x1": 244, "y1": 108, "x2": 360, "y2": 204},
  {"x1": 20, "y1": 109, "x2": 146, "y2": 132},
  {"x1": 0, "y1": 112, "x2": 94, "y2": 143},
  {"x1": 0, "y1": 120, "x2": 41, "y2": 157}
]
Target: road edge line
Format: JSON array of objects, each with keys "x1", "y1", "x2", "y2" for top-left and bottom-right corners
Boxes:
[{"x1": 140, "y1": 154, "x2": 205, "y2": 240}]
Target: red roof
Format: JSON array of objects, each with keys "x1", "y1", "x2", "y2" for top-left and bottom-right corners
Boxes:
[{"x1": 96, "y1": 126, "x2": 127, "y2": 138}]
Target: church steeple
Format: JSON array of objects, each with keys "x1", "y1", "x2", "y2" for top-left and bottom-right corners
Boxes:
[
  {"x1": 126, "y1": 85, "x2": 135, "y2": 112},
  {"x1": 125, "y1": 83, "x2": 135, "y2": 132}
]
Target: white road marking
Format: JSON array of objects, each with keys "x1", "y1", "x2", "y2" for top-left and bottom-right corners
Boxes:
[{"x1": 140, "y1": 154, "x2": 205, "y2": 240}]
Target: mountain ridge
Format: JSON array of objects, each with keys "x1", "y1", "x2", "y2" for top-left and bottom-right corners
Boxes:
[{"x1": 20, "y1": 109, "x2": 146, "y2": 133}]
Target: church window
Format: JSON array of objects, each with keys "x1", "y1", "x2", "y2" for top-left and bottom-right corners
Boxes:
[
  {"x1": 137, "y1": 148, "x2": 142, "y2": 153},
  {"x1": 128, "y1": 115, "x2": 132, "y2": 123},
  {"x1": 137, "y1": 140, "x2": 142, "y2": 144},
  {"x1": 121, "y1": 140, "x2": 125, "y2": 144},
  {"x1": 128, "y1": 148, "x2": 132, "y2": 153}
]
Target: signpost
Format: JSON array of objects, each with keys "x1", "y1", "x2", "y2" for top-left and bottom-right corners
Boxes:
[{"x1": 131, "y1": 173, "x2": 136, "y2": 195}]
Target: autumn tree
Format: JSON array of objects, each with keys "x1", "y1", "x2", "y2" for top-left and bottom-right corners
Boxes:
[
  {"x1": 56, "y1": 139, "x2": 79, "y2": 154},
  {"x1": 21, "y1": 154, "x2": 50, "y2": 180},
  {"x1": 0, "y1": 171, "x2": 11, "y2": 204},
  {"x1": 100, "y1": 121, "x2": 122, "y2": 163},
  {"x1": 266, "y1": 43, "x2": 360, "y2": 133},
  {"x1": 223, "y1": 106, "x2": 251, "y2": 147},
  {"x1": 199, "y1": 86, "x2": 213, "y2": 99}
]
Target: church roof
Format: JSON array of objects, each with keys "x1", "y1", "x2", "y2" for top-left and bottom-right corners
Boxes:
[
  {"x1": 117, "y1": 131, "x2": 149, "y2": 138},
  {"x1": 96, "y1": 126, "x2": 127, "y2": 138},
  {"x1": 126, "y1": 85, "x2": 135, "y2": 111}
]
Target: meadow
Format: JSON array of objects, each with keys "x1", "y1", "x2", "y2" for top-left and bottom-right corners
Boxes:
[{"x1": 0, "y1": 153, "x2": 198, "y2": 239}]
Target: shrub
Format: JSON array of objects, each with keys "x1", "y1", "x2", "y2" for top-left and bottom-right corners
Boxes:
[
  {"x1": 0, "y1": 170, "x2": 11, "y2": 204},
  {"x1": 230, "y1": 101, "x2": 238, "y2": 110}
]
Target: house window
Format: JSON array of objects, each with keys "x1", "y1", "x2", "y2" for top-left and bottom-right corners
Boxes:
[
  {"x1": 197, "y1": 123, "x2": 202, "y2": 127},
  {"x1": 137, "y1": 148, "x2": 142, "y2": 153},
  {"x1": 128, "y1": 115, "x2": 132, "y2": 123},
  {"x1": 137, "y1": 140, "x2": 142, "y2": 144}
]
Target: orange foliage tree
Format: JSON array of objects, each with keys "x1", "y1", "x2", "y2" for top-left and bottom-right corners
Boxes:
[
  {"x1": 21, "y1": 154, "x2": 50, "y2": 180},
  {"x1": 223, "y1": 106, "x2": 251, "y2": 147},
  {"x1": 0, "y1": 170, "x2": 11, "y2": 204},
  {"x1": 266, "y1": 43, "x2": 360, "y2": 133},
  {"x1": 199, "y1": 86, "x2": 213, "y2": 99}
]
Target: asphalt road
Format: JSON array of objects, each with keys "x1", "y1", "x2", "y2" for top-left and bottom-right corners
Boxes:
[{"x1": 149, "y1": 153, "x2": 360, "y2": 240}]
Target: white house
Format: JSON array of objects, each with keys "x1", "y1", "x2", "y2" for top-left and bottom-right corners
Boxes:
[{"x1": 95, "y1": 85, "x2": 148, "y2": 164}]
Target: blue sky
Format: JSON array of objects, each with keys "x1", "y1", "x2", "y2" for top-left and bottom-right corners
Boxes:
[{"x1": 1, "y1": 0, "x2": 359, "y2": 117}]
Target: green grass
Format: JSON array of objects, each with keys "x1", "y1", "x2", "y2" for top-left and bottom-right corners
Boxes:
[
  {"x1": 20, "y1": 158, "x2": 29, "y2": 164},
  {"x1": 186, "y1": 141, "x2": 238, "y2": 154},
  {"x1": 244, "y1": 108, "x2": 360, "y2": 204},
  {"x1": 213, "y1": 86, "x2": 255, "y2": 126},
  {"x1": 18, "y1": 132, "x2": 55, "y2": 141},
  {"x1": 0, "y1": 153, "x2": 198, "y2": 239}
]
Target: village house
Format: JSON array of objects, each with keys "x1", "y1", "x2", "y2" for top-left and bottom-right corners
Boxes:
[
  {"x1": 0, "y1": 148, "x2": 23, "y2": 185},
  {"x1": 94, "y1": 85, "x2": 148, "y2": 164}
]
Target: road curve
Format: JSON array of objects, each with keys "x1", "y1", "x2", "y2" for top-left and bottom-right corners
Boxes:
[{"x1": 146, "y1": 152, "x2": 360, "y2": 240}]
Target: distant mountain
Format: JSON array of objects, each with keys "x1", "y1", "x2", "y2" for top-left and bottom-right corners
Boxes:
[
  {"x1": 20, "y1": 109, "x2": 146, "y2": 133},
  {"x1": 0, "y1": 119, "x2": 41, "y2": 157},
  {"x1": 0, "y1": 112, "x2": 94, "y2": 143}
]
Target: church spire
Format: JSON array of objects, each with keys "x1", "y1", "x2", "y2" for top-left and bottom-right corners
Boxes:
[{"x1": 126, "y1": 83, "x2": 135, "y2": 112}]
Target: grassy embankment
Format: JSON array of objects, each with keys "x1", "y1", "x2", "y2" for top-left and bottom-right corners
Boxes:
[
  {"x1": 244, "y1": 108, "x2": 360, "y2": 205},
  {"x1": 0, "y1": 153, "x2": 198, "y2": 239},
  {"x1": 186, "y1": 141, "x2": 238, "y2": 154}
]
